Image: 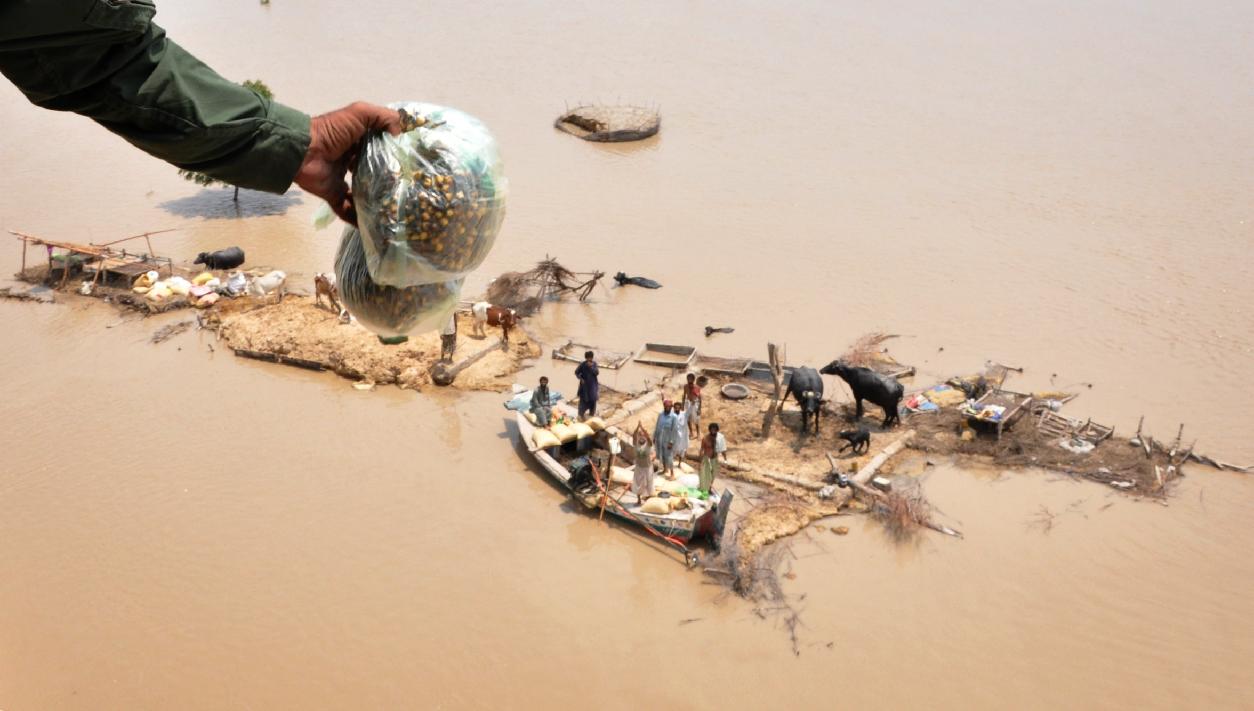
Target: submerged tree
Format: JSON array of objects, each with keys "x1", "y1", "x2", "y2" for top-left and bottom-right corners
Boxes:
[{"x1": 177, "y1": 79, "x2": 274, "y2": 202}]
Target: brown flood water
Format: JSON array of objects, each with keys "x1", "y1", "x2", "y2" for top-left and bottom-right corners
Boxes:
[{"x1": 2, "y1": 1, "x2": 1253, "y2": 708}]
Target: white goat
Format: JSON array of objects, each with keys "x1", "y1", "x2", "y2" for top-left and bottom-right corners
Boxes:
[
  {"x1": 247, "y1": 270, "x2": 287, "y2": 302},
  {"x1": 471, "y1": 301, "x2": 490, "y2": 337}
]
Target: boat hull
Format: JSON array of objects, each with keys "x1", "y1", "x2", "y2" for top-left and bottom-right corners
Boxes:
[{"x1": 514, "y1": 407, "x2": 732, "y2": 549}]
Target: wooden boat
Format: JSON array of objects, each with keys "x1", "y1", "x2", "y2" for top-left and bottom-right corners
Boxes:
[{"x1": 513, "y1": 399, "x2": 732, "y2": 565}]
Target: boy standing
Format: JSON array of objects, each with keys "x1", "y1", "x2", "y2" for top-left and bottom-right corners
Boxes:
[{"x1": 700, "y1": 423, "x2": 726, "y2": 494}]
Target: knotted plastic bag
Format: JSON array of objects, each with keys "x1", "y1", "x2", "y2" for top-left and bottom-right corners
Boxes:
[{"x1": 352, "y1": 102, "x2": 507, "y2": 288}]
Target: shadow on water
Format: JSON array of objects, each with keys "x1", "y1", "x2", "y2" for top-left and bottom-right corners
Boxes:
[{"x1": 158, "y1": 188, "x2": 304, "y2": 219}]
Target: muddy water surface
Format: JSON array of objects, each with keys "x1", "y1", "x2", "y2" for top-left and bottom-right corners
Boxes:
[{"x1": 2, "y1": 0, "x2": 1253, "y2": 708}]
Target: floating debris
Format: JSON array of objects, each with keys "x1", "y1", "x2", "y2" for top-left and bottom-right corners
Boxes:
[{"x1": 555, "y1": 104, "x2": 660, "y2": 142}]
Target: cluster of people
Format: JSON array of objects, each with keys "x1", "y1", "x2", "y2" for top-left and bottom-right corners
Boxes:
[
  {"x1": 528, "y1": 350, "x2": 600, "y2": 428},
  {"x1": 528, "y1": 359, "x2": 728, "y2": 500},
  {"x1": 631, "y1": 374, "x2": 726, "y2": 499}
]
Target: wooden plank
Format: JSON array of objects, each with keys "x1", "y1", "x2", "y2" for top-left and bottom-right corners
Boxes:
[
  {"x1": 552, "y1": 341, "x2": 633, "y2": 369},
  {"x1": 694, "y1": 354, "x2": 751, "y2": 375},
  {"x1": 232, "y1": 348, "x2": 325, "y2": 371},
  {"x1": 634, "y1": 342, "x2": 696, "y2": 368}
]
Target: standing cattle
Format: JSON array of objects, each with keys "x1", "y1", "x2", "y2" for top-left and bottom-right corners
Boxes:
[
  {"x1": 784, "y1": 366, "x2": 824, "y2": 435},
  {"x1": 314, "y1": 273, "x2": 348, "y2": 322},
  {"x1": 820, "y1": 361, "x2": 904, "y2": 428},
  {"x1": 193, "y1": 246, "x2": 245, "y2": 270},
  {"x1": 471, "y1": 301, "x2": 517, "y2": 345},
  {"x1": 246, "y1": 270, "x2": 287, "y2": 302}
]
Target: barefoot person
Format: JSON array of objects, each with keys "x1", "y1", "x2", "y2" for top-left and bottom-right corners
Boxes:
[
  {"x1": 672, "y1": 400, "x2": 690, "y2": 466},
  {"x1": 630, "y1": 423, "x2": 655, "y2": 501},
  {"x1": 682, "y1": 373, "x2": 703, "y2": 438},
  {"x1": 439, "y1": 313, "x2": 457, "y2": 362},
  {"x1": 653, "y1": 399, "x2": 679, "y2": 479},
  {"x1": 699, "y1": 423, "x2": 726, "y2": 494}
]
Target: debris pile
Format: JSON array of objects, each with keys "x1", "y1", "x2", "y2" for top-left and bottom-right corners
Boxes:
[
  {"x1": 485, "y1": 258, "x2": 603, "y2": 316},
  {"x1": 555, "y1": 104, "x2": 660, "y2": 142}
]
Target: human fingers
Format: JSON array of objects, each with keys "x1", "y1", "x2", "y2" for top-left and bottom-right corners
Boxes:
[
  {"x1": 347, "y1": 101, "x2": 403, "y2": 136},
  {"x1": 331, "y1": 194, "x2": 357, "y2": 226}
]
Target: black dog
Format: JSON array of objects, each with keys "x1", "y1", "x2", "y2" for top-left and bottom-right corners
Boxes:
[{"x1": 837, "y1": 427, "x2": 870, "y2": 455}]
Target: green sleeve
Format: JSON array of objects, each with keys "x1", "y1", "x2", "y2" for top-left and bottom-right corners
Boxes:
[{"x1": 0, "y1": 0, "x2": 311, "y2": 194}]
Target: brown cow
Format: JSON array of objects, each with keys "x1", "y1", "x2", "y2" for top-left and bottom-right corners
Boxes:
[
  {"x1": 471, "y1": 301, "x2": 516, "y2": 345},
  {"x1": 314, "y1": 273, "x2": 348, "y2": 322}
]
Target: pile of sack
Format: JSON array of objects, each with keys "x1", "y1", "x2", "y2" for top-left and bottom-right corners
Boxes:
[
  {"x1": 132, "y1": 270, "x2": 220, "y2": 308},
  {"x1": 131, "y1": 269, "x2": 287, "y2": 308},
  {"x1": 530, "y1": 413, "x2": 606, "y2": 449}
]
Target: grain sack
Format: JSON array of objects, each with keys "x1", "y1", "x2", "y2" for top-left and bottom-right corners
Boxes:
[
  {"x1": 640, "y1": 497, "x2": 671, "y2": 515},
  {"x1": 550, "y1": 423, "x2": 577, "y2": 443},
  {"x1": 532, "y1": 429, "x2": 561, "y2": 449}
]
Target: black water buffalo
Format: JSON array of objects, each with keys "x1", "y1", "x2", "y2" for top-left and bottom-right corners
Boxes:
[
  {"x1": 821, "y1": 361, "x2": 904, "y2": 428},
  {"x1": 785, "y1": 366, "x2": 824, "y2": 435},
  {"x1": 613, "y1": 272, "x2": 662, "y2": 289},
  {"x1": 193, "y1": 246, "x2": 245, "y2": 270}
]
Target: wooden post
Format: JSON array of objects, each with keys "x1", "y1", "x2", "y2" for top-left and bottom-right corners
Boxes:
[{"x1": 761, "y1": 342, "x2": 785, "y2": 438}]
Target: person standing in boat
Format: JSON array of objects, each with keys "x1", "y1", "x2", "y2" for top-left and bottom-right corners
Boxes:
[
  {"x1": 530, "y1": 376, "x2": 553, "y2": 427},
  {"x1": 672, "y1": 400, "x2": 690, "y2": 466},
  {"x1": 631, "y1": 423, "x2": 655, "y2": 501},
  {"x1": 653, "y1": 399, "x2": 679, "y2": 479},
  {"x1": 575, "y1": 351, "x2": 600, "y2": 420},
  {"x1": 699, "y1": 423, "x2": 726, "y2": 494}
]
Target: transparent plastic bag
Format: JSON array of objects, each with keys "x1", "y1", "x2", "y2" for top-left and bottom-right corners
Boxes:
[
  {"x1": 335, "y1": 226, "x2": 463, "y2": 338},
  {"x1": 353, "y1": 102, "x2": 507, "y2": 287}
]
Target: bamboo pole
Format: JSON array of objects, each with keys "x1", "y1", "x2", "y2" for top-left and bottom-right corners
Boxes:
[{"x1": 90, "y1": 228, "x2": 177, "y2": 248}]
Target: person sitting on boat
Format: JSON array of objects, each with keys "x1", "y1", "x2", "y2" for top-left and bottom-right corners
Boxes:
[
  {"x1": 672, "y1": 400, "x2": 690, "y2": 465},
  {"x1": 653, "y1": 399, "x2": 679, "y2": 480},
  {"x1": 699, "y1": 423, "x2": 727, "y2": 494},
  {"x1": 531, "y1": 376, "x2": 554, "y2": 427},
  {"x1": 575, "y1": 351, "x2": 600, "y2": 420},
  {"x1": 631, "y1": 423, "x2": 655, "y2": 501}
]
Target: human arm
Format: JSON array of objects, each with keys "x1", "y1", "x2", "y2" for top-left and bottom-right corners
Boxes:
[{"x1": 0, "y1": 0, "x2": 398, "y2": 222}]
